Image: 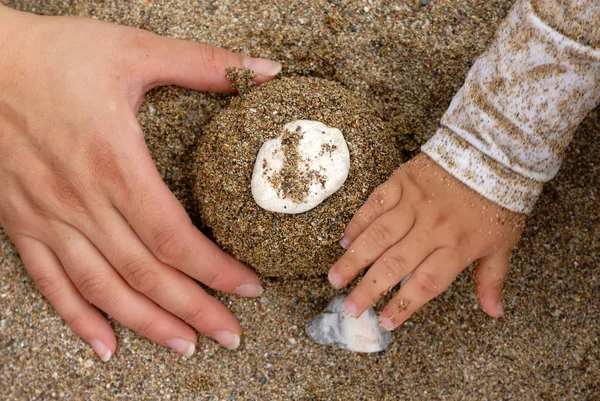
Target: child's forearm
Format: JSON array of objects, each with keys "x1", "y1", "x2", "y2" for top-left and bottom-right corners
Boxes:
[{"x1": 422, "y1": 0, "x2": 600, "y2": 213}]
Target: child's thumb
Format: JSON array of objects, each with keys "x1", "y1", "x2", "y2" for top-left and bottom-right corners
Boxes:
[{"x1": 474, "y1": 251, "x2": 511, "y2": 318}]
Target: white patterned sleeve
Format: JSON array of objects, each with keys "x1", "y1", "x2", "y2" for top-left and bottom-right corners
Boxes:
[{"x1": 421, "y1": 0, "x2": 600, "y2": 213}]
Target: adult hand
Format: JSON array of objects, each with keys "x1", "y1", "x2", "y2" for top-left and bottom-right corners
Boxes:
[
  {"x1": 328, "y1": 154, "x2": 525, "y2": 329},
  {"x1": 0, "y1": 5, "x2": 281, "y2": 360}
]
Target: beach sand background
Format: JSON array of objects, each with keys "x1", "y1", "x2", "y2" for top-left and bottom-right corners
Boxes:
[{"x1": 1, "y1": 0, "x2": 598, "y2": 399}]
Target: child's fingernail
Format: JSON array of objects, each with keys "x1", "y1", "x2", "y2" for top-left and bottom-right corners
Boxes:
[
  {"x1": 89, "y1": 339, "x2": 112, "y2": 362},
  {"x1": 496, "y1": 301, "x2": 504, "y2": 316},
  {"x1": 339, "y1": 236, "x2": 351, "y2": 249},
  {"x1": 343, "y1": 300, "x2": 359, "y2": 317},
  {"x1": 379, "y1": 317, "x2": 395, "y2": 331},
  {"x1": 243, "y1": 56, "x2": 282, "y2": 76},
  {"x1": 235, "y1": 283, "x2": 264, "y2": 297},
  {"x1": 165, "y1": 338, "x2": 196, "y2": 358},
  {"x1": 212, "y1": 331, "x2": 241, "y2": 350},
  {"x1": 328, "y1": 272, "x2": 344, "y2": 288}
]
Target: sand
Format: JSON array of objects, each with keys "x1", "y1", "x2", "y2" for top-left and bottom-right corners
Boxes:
[
  {"x1": 1, "y1": 0, "x2": 598, "y2": 399},
  {"x1": 195, "y1": 77, "x2": 399, "y2": 277}
]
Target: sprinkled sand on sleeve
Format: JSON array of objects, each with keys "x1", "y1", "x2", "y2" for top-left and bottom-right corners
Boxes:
[{"x1": 422, "y1": 0, "x2": 600, "y2": 213}]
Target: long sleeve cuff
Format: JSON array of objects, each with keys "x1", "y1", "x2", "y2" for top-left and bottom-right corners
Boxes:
[
  {"x1": 421, "y1": 0, "x2": 600, "y2": 214},
  {"x1": 422, "y1": 127, "x2": 543, "y2": 213}
]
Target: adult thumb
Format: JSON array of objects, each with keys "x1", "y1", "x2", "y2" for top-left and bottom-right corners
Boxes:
[{"x1": 142, "y1": 34, "x2": 281, "y2": 92}]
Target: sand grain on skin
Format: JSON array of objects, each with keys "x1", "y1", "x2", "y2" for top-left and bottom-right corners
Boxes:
[{"x1": 1, "y1": 0, "x2": 598, "y2": 400}]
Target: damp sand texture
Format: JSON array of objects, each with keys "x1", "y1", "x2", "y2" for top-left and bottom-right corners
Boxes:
[
  {"x1": 195, "y1": 77, "x2": 399, "y2": 277},
  {"x1": 1, "y1": 1, "x2": 599, "y2": 400}
]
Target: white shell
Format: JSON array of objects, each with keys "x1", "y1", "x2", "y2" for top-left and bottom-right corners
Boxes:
[{"x1": 251, "y1": 120, "x2": 350, "y2": 214}]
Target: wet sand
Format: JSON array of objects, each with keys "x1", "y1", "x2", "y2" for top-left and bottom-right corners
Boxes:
[{"x1": 1, "y1": 0, "x2": 598, "y2": 399}]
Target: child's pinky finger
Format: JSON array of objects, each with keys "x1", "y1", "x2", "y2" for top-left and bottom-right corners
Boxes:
[
  {"x1": 378, "y1": 249, "x2": 463, "y2": 330},
  {"x1": 12, "y1": 234, "x2": 116, "y2": 362}
]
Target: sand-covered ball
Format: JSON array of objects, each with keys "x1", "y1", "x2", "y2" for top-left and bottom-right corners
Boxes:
[{"x1": 194, "y1": 76, "x2": 401, "y2": 277}]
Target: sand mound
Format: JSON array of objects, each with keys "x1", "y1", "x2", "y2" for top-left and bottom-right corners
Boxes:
[{"x1": 194, "y1": 76, "x2": 401, "y2": 277}]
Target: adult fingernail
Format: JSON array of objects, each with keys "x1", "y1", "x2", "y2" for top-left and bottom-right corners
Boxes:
[
  {"x1": 235, "y1": 283, "x2": 264, "y2": 297},
  {"x1": 243, "y1": 56, "x2": 282, "y2": 76},
  {"x1": 212, "y1": 330, "x2": 241, "y2": 350},
  {"x1": 343, "y1": 300, "x2": 359, "y2": 318},
  {"x1": 89, "y1": 339, "x2": 112, "y2": 362},
  {"x1": 339, "y1": 236, "x2": 351, "y2": 249},
  {"x1": 328, "y1": 272, "x2": 344, "y2": 289},
  {"x1": 379, "y1": 317, "x2": 395, "y2": 331},
  {"x1": 496, "y1": 301, "x2": 504, "y2": 316},
  {"x1": 165, "y1": 338, "x2": 195, "y2": 358}
]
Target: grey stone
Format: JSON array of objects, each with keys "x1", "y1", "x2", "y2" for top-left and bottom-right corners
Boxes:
[{"x1": 305, "y1": 295, "x2": 391, "y2": 353}]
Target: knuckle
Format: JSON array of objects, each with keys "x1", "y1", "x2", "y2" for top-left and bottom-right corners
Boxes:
[
  {"x1": 83, "y1": 138, "x2": 127, "y2": 194},
  {"x1": 32, "y1": 271, "x2": 63, "y2": 299},
  {"x1": 344, "y1": 218, "x2": 363, "y2": 236},
  {"x1": 153, "y1": 229, "x2": 187, "y2": 265},
  {"x1": 200, "y1": 45, "x2": 221, "y2": 76},
  {"x1": 490, "y1": 277, "x2": 505, "y2": 290},
  {"x1": 366, "y1": 190, "x2": 386, "y2": 215},
  {"x1": 78, "y1": 275, "x2": 112, "y2": 306},
  {"x1": 127, "y1": 31, "x2": 152, "y2": 52},
  {"x1": 49, "y1": 175, "x2": 86, "y2": 213},
  {"x1": 430, "y1": 212, "x2": 448, "y2": 230},
  {"x1": 380, "y1": 253, "x2": 407, "y2": 278},
  {"x1": 204, "y1": 267, "x2": 226, "y2": 289},
  {"x1": 122, "y1": 258, "x2": 159, "y2": 294},
  {"x1": 368, "y1": 222, "x2": 393, "y2": 244},
  {"x1": 481, "y1": 272, "x2": 505, "y2": 290},
  {"x1": 181, "y1": 306, "x2": 207, "y2": 325},
  {"x1": 414, "y1": 271, "x2": 442, "y2": 296},
  {"x1": 449, "y1": 232, "x2": 466, "y2": 250},
  {"x1": 64, "y1": 314, "x2": 86, "y2": 331},
  {"x1": 133, "y1": 316, "x2": 157, "y2": 336},
  {"x1": 121, "y1": 30, "x2": 154, "y2": 68}
]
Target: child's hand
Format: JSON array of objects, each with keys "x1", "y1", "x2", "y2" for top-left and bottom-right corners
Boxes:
[{"x1": 328, "y1": 154, "x2": 525, "y2": 329}]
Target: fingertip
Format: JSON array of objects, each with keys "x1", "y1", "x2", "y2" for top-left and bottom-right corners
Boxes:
[
  {"x1": 242, "y1": 56, "x2": 282, "y2": 77},
  {"x1": 496, "y1": 301, "x2": 504, "y2": 317},
  {"x1": 165, "y1": 338, "x2": 197, "y2": 358},
  {"x1": 328, "y1": 271, "x2": 345, "y2": 289},
  {"x1": 212, "y1": 330, "x2": 241, "y2": 350},
  {"x1": 234, "y1": 283, "x2": 264, "y2": 297},
  {"x1": 478, "y1": 292, "x2": 504, "y2": 318},
  {"x1": 378, "y1": 316, "x2": 395, "y2": 331},
  {"x1": 89, "y1": 339, "x2": 114, "y2": 362},
  {"x1": 13, "y1": 235, "x2": 119, "y2": 363},
  {"x1": 342, "y1": 298, "x2": 360, "y2": 318},
  {"x1": 339, "y1": 235, "x2": 352, "y2": 249},
  {"x1": 474, "y1": 252, "x2": 510, "y2": 318}
]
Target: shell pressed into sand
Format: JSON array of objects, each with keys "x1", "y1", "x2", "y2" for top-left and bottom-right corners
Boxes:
[{"x1": 251, "y1": 119, "x2": 351, "y2": 214}]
